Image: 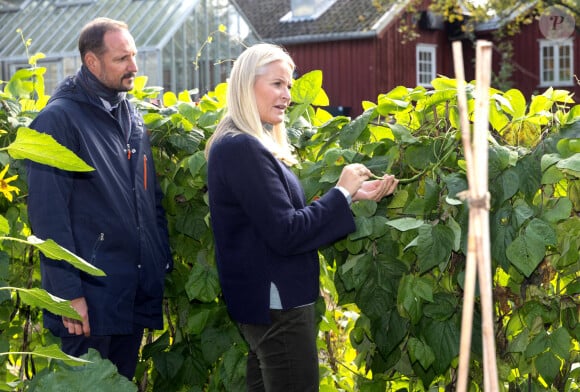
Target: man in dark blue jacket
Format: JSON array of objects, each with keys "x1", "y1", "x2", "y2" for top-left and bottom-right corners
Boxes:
[{"x1": 26, "y1": 17, "x2": 172, "y2": 380}]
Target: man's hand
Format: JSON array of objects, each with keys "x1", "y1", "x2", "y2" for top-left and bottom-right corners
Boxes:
[{"x1": 63, "y1": 297, "x2": 91, "y2": 336}]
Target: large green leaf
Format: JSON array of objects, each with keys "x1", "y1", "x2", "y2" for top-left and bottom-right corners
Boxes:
[
  {"x1": 503, "y1": 89, "x2": 527, "y2": 119},
  {"x1": 526, "y1": 218, "x2": 557, "y2": 246},
  {"x1": 557, "y1": 153, "x2": 580, "y2": 174},
  {"x1": 219, "y1": 345, "x2": 247, "y2": 391},
  {"x1": 506, "y1": 233, "x2": 546, "y2": 277},
  {"x1": 25, "y1": 235, "x2": 105, "y2": 276},
  {"x1": 423, "y1": 292, "x2": 458, "y2": 321},
  {"x1": 339, "y1": 110, "x2": 373, "y2": 148},
  {"x1": 397, "y1": 274, "x2": 433, "y2": 324},
  {"x1": 525, "y1": 330, "x2": 549, "y2": 358},
  {"x1": 371, "y1": 310, "x2": 407, "y2": 359},
  {"x1": 7, "y1": 127, "x2": 94, "y2": 172},
  {"x1": 386, "y1": 217, "x2": 424, "y2": 231},
  {"x1": 490, "y1": 205, "x2": 517, "y2": 270},
  {"x1": 0, "y1": 216, "x2": 9, "y2": 236},
  {"x1": 1, "y1": 344, "x2": 88, "y2": 364},
  {"x1": 185, "y1": 262, "x2": 220, "y2": 302},
  {"x1": 534, "y1": 351, "x2": 561, "y2": 386},
  {"x1": 550, "y1": 327, "x2": 572, "y2": 361},
  {"x1": 3, "y1": 287, "x2": 81, "y2": 320},
  {"x1": 416, "y1": 224, "x2": 454, "y2": 273},
  {"x1": 408, "y1": 337, "x2": 435, "y2": 370},
  {"x1": 340, "y1": 253, "x2": 372, "y2": 291},
  {"x1": 422, "y1": 318, "x2": 460, "y2": 374},
  {"x1": 291, "y1": 70, "x2": 323, "y2": 105},
  {"x1": 201, "y1": 323, "x2": 240, "y2": 364},
  {"x1": 26, "y1": 349, "x2": 138, "y2": 392}
]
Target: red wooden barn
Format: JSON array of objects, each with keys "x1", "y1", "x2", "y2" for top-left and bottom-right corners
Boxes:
[
  {"x1": 480, "y1": 15, "x2": 580, "y2": 101},
  {"x1": 234, "y1": 0, "x2": 579, "y2": 117}
]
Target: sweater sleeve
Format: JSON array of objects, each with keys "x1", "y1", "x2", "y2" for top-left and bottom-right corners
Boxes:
[
  {"x1": 27, "y1": 107, "x2": 83, "y2": 300},
  {"x1": 211, "y1": 135, "x2": 355, "y2": 256}
]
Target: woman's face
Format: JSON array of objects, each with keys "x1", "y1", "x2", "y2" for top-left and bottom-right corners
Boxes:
[{"x1": 254, "y1": 60, "x2": 293, "y2": 125}]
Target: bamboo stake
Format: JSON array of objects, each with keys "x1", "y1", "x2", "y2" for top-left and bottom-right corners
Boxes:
[
  {"x1": 473, "y1": 40, "x2": 499, "y2": 392},
  {"x1": 454, "y1": 40, "x2": 499, "y2": 391},
  {"x1": 453, "y1": 40, "x2": 478, "y2": 392}
]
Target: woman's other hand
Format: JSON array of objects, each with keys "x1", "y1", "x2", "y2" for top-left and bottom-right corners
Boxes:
[{"x1": 353, "y1": 174, "x2": 398, "y2": 202}]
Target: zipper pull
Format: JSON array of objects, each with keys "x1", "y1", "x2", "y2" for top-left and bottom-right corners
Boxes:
[{"x1": 127, "y1": 143, "x2": 132, "y2": 160}]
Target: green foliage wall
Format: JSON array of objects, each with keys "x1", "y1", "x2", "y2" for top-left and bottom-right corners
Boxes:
[{"x1": 2, "y1": 64, "x2": 580, "y2": 391}]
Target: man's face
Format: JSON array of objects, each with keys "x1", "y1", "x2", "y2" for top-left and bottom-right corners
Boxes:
[{"x1": 89, "y1": 29, "x2": 138, "y2": 92}]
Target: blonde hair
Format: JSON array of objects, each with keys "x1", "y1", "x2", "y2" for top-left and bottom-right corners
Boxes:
[{"x1": 205, "y1": 43, "x2": 298, "y2": 166}]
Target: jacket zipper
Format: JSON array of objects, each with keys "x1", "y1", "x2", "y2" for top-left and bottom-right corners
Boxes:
[{"x1": 90, "y1": 232, "x2": 105, "y2": 263}]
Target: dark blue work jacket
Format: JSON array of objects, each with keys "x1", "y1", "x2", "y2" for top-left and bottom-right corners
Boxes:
[
  {"x1": 207, "y1": 129, "x2": 355, "y2": 325},
  {"x1": 27, "y1": 74, "x2": 172, "y2": 336}
]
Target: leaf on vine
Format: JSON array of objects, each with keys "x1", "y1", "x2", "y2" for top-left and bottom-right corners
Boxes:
[
  {"x1": 185, "y1": 262, "x2": 220, "y2": 302},
  {"x1": 8, "y1": 127, "x2": 94, "y2": 172},
  {"x1": 534, "y1": 351, "x2": 560, "y2": 386},
  {"x1": 26, "y1": 349, "x2": 137, "y2": 392},
  {"x1": 416, "y1": 224, "x2": 454, "y2": 274},
  {"x1": 408, "y1": 337, "x2": 435, "y2": 370},
  {"x1": 9, "y1": 287, "x2": 80, "y2": 320},
  {"x1": 422, "y1": 319, "x2": 460, "y2": 374},
  {"x1": 339, "y1": 110, "x2": 373, "y2": 148},
  {"x1": 550, "y1": 327, "x2": 572, "y2": 361},
  {"x1": 506, "y1": 234, "x2": 546, "y2": 277},
  {"x1": 386, "y1": 217, "x2": 424, "y2": 231},
  {"x1": 1, "y1": 344, "x2": 88, "y2": 364},
  {"x1": 26, "y1": 235, "x2": 105, "y2": 276},
  {"x1": 557, "y1": 153, "x2": 580, "y2": 174}
]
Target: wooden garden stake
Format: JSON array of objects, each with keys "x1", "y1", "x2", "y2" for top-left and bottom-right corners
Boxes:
[
  {"x1": 453, "y1": 40, "x2": 477, "y2": 392},
  {"x1": 453, "y1": 40, "x2": 499, "y2": 391}
]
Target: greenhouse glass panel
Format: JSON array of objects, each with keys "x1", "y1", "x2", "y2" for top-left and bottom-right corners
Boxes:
[
  {"x1": 159, "y1": 0, "x2": 258, "y2": 97},
  {"x1": 0, "y1": 0, "x2": 30, "y2": 12},
  {"x1": 0, "y1": 0, "x2": 259, "y2": 102}
]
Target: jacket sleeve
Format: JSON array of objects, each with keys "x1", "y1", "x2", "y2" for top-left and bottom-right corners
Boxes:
[
  {"x1": 27, "y1": 108, "x2": 83, "y2": 300},
  {"x1": 216, "y1": 135, "x2": 355, "y2": 256}
]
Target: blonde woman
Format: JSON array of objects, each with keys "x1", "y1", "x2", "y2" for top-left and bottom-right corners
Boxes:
[{"x1": 205, "y1": 43, "x2": 398, "y2": 391}]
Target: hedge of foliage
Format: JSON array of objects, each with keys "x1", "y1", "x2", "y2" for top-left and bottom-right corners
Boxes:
[{"x1": 1, "y1": 58, "x2": 580, "y2": 391}]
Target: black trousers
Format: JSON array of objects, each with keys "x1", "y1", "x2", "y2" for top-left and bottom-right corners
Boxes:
[
  {"x1": 60, "y1": 327, "x2": 144, "y2": 380},
  {"x1": 238, "y1": 304, "x2": 318, "y2": 392}
]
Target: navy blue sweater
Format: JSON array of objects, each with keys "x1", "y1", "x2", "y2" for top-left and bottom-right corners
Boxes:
[{"x1": 207, "y1": 131, "x2": 355, "y2": 324}]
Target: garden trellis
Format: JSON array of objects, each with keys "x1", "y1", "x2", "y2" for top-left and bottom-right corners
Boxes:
[{"x1": 454, "y1": 40, "x2": 500, "y2": 391}]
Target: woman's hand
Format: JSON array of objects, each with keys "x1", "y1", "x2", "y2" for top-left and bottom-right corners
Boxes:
[
  {"x1": 353, "y1": 174, "x2": 398, "y2": 202},
  {"x1": 336, "y1": 164, "x2": 372, "y2": 196}
]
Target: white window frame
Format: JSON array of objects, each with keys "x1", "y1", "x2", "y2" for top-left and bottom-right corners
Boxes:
[
  {"x1": 539, "y1": 39, "x2": 574, "y2": 87},
  {"x1": 416, "y1": 44, "x2": 437, "y2": 87}
]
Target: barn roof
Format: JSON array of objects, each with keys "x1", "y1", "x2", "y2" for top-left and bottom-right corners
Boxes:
[{"x1": 232, "y1": 0, "x2": 405, "y2": 44}]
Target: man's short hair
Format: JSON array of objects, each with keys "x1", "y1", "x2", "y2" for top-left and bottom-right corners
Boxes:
[{"x1": 78, "y1": 17, "x2": 129, "y2": 64}]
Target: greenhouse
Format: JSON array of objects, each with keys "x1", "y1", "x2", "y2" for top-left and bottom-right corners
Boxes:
[{"x1": 0, "y1": 0, "x2": 259, "y2": 97}]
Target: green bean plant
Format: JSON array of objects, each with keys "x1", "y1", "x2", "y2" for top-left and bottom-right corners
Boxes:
[
  {"x1": 138, "y1": 68, "x2": 580, "y2": 391},
  {"x1": 1, "y1": 47, "x2": 580, "y2": 391}
]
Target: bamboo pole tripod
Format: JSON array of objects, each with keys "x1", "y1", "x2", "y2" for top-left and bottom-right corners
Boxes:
[{"x1": 453, "y1": 40, "x2": 500, "y2": 392}]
